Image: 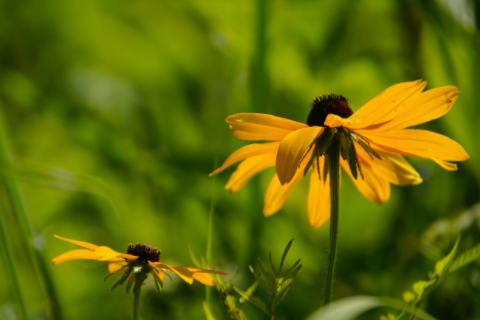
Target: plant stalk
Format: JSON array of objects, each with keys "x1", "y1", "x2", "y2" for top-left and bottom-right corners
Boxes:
[
  {"x1": 322, "y1": 135, "x2": 341, "y2": 306},
  {"x1": 133, "y1": 286, "x2": 142, "y2": 320}
]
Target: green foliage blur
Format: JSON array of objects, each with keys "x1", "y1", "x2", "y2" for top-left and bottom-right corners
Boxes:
[{"x1": 0, "y1": 0, "x2": 479, "y2": 319}]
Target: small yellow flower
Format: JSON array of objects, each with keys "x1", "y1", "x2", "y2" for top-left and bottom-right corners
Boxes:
[
  {"x1": 211, "y1": 80, "x2": 469, "y2": 228},
  {"x1": 52, "y1": 235, "x2": 227, "y2": 291}
]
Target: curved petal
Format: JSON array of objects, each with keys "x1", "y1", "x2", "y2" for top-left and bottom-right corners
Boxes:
[
  {"x1": 52, "y1": 249, "x2": 100, "y2": 265},
  {"x1": 356, "y1": 147, "x2": 422, "y2": 186},
  {"x1": 192, "y1": 273, "x2": 215, "y2": 286},
  {"x1": 374, "y1": 86, "x2": 460, "y2": 131},
  {"x1": 431, "y1": 157, "x2": 457, "y2": 171},
  {"x1": 153, "y1": 263, "x2": 194, "y2": 284},
  {"x1": 348, "y1": 80, "x2": 426, "y2": 130},
  {"x1": 225, "y1": 154, "x2": 276, "y2": 193},
  {"x1": 307, "y1": 157, "x2": 330, "y2": 228},
  {"x1": 342, "y1": 159, "x2": 390, "y2": 204},
  {"x1": 210, "y1": 142, "x2": 280, "y2": 176},
  {"x1": 324, "y1": 113, "x2": 360, "y2": 128},
  {"x1": 276, "y1": 126, "x2": 322, "y2": 185},
  {"x1": 264, "y1": 149, "x2": 311, "y2": 216},
  {"x1": 108, "y1": 262, "x2": 128, "y2": 274},
  {"x1": 360, "y1": 129, "x2": 469, "y2": 161},
  {"x1": 54, "y1": 235, "x2": 99, "y2": 250},
  {"x1": 95, "y1": 246, "x2": 137, "y2": 261},
  {"x1": 226, "y1": 113, "x2": 308, "y2": 141}
]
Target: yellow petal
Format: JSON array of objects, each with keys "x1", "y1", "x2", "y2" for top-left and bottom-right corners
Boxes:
[
  {"x1": 192, "y1": 273, "x2": 215, "y2": 286},
  {"x1": 264, "y1": 167, "x2": 306, "y2": 217},
  {"x1": 360, "y1": 129, "x2": 469, "y2": 161},
  {"x1": 52, "y1": 249, "x2": 100, "y2": 265},
  {"x1": 349, "y1": 80, "x2": 426, "y2": 129},
  {"x1": 108, "y1": 262, "x2": 128, "y2": 273},
  {"x1": 226, "y1": 113, "x2": 308, "y2": 141},
  {"x1": 210, "y1": 142, "x2": 280, "y2": 176},
  {"x1": 184, "y1": 267, "x2": 229, "y2": 276},
  {"x1": 356, "y1": 147, "x2": 422, "y2": 186},
  {"x1": 153, "y1": 263, "x2": 194, "y2": 284},
  {"x1": 375, "y1": 86, "x2": 460, "y2": 131},
  {"x1": 431, "y1": 157, "x2": 457, "y2": 171},
  {"x1": 323, "y1": 113, "x2": 361, "y2": 128},
  {"x1": 54, "y1": 235, "x2": 99, "y2": 250},
  {"x1": 94, "y1": 246, "x2": 134, "y2": 262},
  {"x1": 342, "y1": 159, "x2": 390, "y2": 204},
  {"x1": 154, "y1": 269, "x2": 166, "y2": 280},
  {"x1": 225, "y1": 154, "x2": 276, "y2": 193},
  {"x1": 276, "y1": 126, "x2": 322, "y2": 185},
  {"x1": 307, "y1": 157, "x2": 330, "y2": 228}
]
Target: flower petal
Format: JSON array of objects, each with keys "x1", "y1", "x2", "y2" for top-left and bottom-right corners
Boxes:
[
  {"x1": 191, "y1": 273, "x2": 215, "y2": 286},
  {"x1": 95, "y1": 246, "x2": 136, "y2": 261},
  {"x1": 431, "y1": 157, "x2": 457, "y2": 171},
  {"x1": 210, "y1": 142, "x2": 279, "y2": 176},
  {"x1": 323, "y1": 113, "x2": 361, "y2": 128},
  {"x1": 307, "y1": 157, "x2": 330, "y2": 228},
  {"x1": 356, "y1": 147, "x2": 422, "y2": 186},
  {"x1": 348, "y1": 80, "x2": 426, "y2": 129},
  {"x1": 225, "y1": 154, "x2": 276, "y2": 193},
  {"x1": 360, "y1": 129, "x2": 469, "y2": 161},
  {"x1": 152, "y1": 263, "x2": 194, "y2": 284},
  {"x1": 276, "y1": 126, "x2": 322, "y2": 185},
  {"x1": 342, "y1": 159, "x2": 390, "y2": 204},
  {"x1": 108, "y1": 262, "x2": 128, "y2": 274},
  {"x1": 226, "y1": 113, "x2": 308, "y2": 141},
  {"x1": 54, "y1": 235, "x2": 99, "y2": 250},
  {"x1": 52, "y1": 249, "x2": 100, "y2": 265},
  {"x1": 375, "y1": 86, "x2": 460, "y2": 131}
]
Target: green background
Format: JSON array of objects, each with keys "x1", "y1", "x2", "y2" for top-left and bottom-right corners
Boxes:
[{"x1": 0, "y1": 0, "x2": 479, "y2": 319}]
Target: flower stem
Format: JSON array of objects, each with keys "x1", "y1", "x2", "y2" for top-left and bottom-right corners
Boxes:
[
  {"x1": 323, "y1": 134, "x2": 341, "y2": 306},
  {"x1": 133, "y1": 286, "x2": 141, "y2": 320}
]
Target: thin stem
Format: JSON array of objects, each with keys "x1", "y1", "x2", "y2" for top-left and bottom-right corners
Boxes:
[
  {"x1": 205, "y1": 159, "x2": 217, "y2": 307},
  {"x1": 133, "y1": 285, "x2": 142, "y2": 320},
  {"x1": 323, "y1": 134, "x2": 341, "y2": 306}
]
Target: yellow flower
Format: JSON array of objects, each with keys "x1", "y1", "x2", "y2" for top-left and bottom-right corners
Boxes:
[
  {"x1": 52, "y1": 235, "x2": 228, "y2": 292},
  {"x1": 210, "y1": 80, "x2": 469, "y2": 228}
]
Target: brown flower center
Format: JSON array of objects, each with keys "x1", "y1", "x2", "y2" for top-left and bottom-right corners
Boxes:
[
  {"x1": 307, "y1": 94, "x2": 353, "y2": 127},
  {"x1": 127, "y1": 243, "x2": 161, "y2": 262}
]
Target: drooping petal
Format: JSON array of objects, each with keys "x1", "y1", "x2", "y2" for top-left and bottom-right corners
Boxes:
[
  {"x1": 307, "y1": 157, "x2": 330, "y2": 228},
  {"x1": 276, "y1": 126, "x2": 322, "y2": 185},
  {"x1": 342, "y1": 159, "x2": 390, "y2": 204},
  {"x1": 52, "y1": 249, "x2": 100, "y2": 265},
  {"x1": 323, "y1": 113, "x2": 360, "y2": 128},
  {"x1": 359, "y1": 129, "x2": 469, "y2": 161},
  {"x1": 95, "y1": 246, "x2": 137, "y2": 261},
  {"x1": 374, "y1": 86, "x2": 460, "y2": 131},
  {"x1": 210, "y1": 142, "x2": 280, "y2": 176},
  {"x1": 54, "y1": 235, "x2": 99, "y2": 250},
  {"x1": 108, "y1": 262, "x2": 128, "y2": 274},
  {"x1": 348, "y1": 80, "x2": 426, "y2": 130},
  {"x1": 226, "y1": 113, "x2": 308, "y2": 141},
  {"x1": 152, "y1": 263, "x2": 194, "y2": 284},
  {"x1": 431, "y1": 157, "x2": 458, "y2": 171},
  {"x1": 225, "y1": 154, "x2": 276, "y2": 193},
  {"x1": 191, "y1": 273, "x2": 215, "y2": 286},
  {"x1": 355, "y1": 146, "x2": 422, "y2": 186}
]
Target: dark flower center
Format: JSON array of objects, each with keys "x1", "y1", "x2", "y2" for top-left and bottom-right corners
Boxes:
[
  {"x1": 127, "y1": 243, "x2": 161, "y2": 262},
  {"x1": 307, "y1": 94, "x2": 353, "y2": 127}
]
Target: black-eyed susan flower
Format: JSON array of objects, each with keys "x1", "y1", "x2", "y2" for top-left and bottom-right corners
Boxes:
[
  {"x1": 53, "y1": 235, "x2": 228, "y2": 319},
  {"x1": 210, "y1": 80, "x2": 469, "y2": 228}
]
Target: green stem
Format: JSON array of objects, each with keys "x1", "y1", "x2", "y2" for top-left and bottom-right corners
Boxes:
[
  {"x1": 205, "y1": 160, "x2": 217, "y2": 307},
  {"x1": 323, "y1": 134, "x2": 341, "y2": 306},
  {"x1": 133, "y1": 285, "x2": 142, "y2": 320},
  {"x1": 0, "y1": 107, "x2": 62, "y2": 319}
]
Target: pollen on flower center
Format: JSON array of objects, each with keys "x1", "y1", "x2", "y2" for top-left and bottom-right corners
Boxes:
[
  {"x1": 127, "y1": 243, "x2": 161, "y2": 262},
  {"x1": 307, "y1": 94, "x2": 353, "y2": 127}
]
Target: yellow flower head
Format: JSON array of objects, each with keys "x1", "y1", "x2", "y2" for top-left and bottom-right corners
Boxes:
[
  {"x1": 52, "y1": 235, "x2": 228, "y2": 293},
  {"x1": 210, "y1": 80, "x2": 469, "y2": 228}
]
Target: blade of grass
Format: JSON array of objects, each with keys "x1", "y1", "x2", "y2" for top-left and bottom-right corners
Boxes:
[{"x1": 205, "y1": 159, "x2": 218, "y2": 308}]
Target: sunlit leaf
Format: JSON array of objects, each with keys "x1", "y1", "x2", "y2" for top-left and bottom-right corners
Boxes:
[
  {"x1": 449, "y1": 243, "x2": 480, "y2": 273},
  {"x1": 434, "y1": 234, "x2": 460, "y2": 277},
  {"x1": 412, "y1": 279, "x2": 436, "y2": 301}
]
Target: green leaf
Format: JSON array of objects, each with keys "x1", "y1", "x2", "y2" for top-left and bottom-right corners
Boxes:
[
  {"x1": 402, "y1": 291, "x2": 415, "y2": 303},
  {"x1": 279, "y1": 239, "x2": 294, "y2": 274},
  {"x1": 449, "y1": 242, "x2": 480, "y2": 273},
  {"x1": 306, "y1": 296, "x2": 437, "y2": 320},
  {"x1": 258, "y1": 258, "x2": 275, "y2": 285},
  {"x1": 412, "y1": 279, "x2": 436, "y2": 301},
  {"x1": 202, "y1": 301, "x2": 218, "y2": 320},
  {"x1": 434, "y1": 234, "x2": 460, "y2": 277},
  {"x1": 273, "y1": 284, "x2": 290, "y2": 307},
  {"x1": 110, "y1": 266, "x2": 133, "y2": 291},
  {"x1": 269, "y1": 252, "x2": 278, "y2": 276},
  {"x1": 187, "y1": 242, "x2": 203, "y2": 268},
  {"x1": 280, "y1": 259, "x2": 301, "y2": 278},
  {"x1": 133, "y1": 272, "x2": 145, "y2": 294},
  {"x1": 245, "y1": 281, "x2": 258, "y2": 296},
  {"x1": 126, "y1": 274, "x2": 135, "y2": 293},
  {"x1": 234, "y1": 287, "x2": 269, "y2": 315}
]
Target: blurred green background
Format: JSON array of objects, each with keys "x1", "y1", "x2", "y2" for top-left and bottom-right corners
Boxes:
[{"x1": 0, "y1": 0, "x2": 479, "y2": 319}]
